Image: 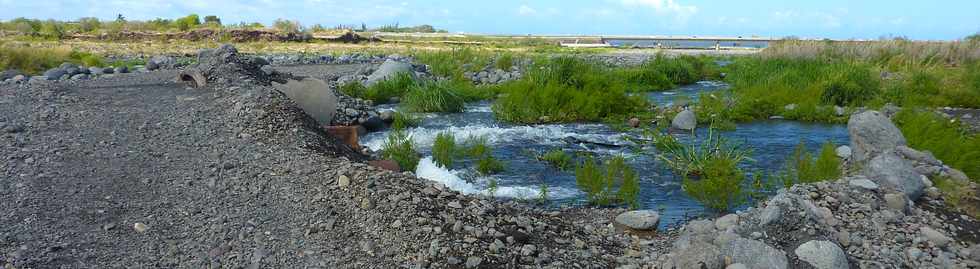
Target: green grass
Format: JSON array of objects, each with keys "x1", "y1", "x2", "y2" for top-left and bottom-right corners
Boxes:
[
  {"x1": 615, "y1": 54, "x2": 719, "y2": 91},
  {"x1": 390, "y1": 111, "x2": 421, "y2": 130},
  {"x1": 413, "y1": 47, "x2": 493, "y2": 79},
  {"x1": 460, "y1": 135, "x2": 505, "y2": 175},
  {"x1": 932, "y1": 176, "x2": 979, "y2": 218},
  {"x1": 401, "y1": 80, "x2": 466, "y2": 113},
  {"x1": 381, "y1": 130, "x2": 421, "y2": 172},
  {"x1": 492, "y1": 56, "x2": 649, "y2": 124},
  {"x1": 432, "y1": 132, "x2": 456, "y2": 168},
  {"x1": 775, "y1": 141, "x2": 842, "y2": 187},
  {"x1": 893, "y1": 109, "x2": 980, "y2": 182},
  {"x1": 0, "y1": 44, "x2": 113, "y2": 74},
  {"x1": 341, "y1": 73, "x2": 415, "y2": 104},
  {"x1": 539, "y1": 149, "x2": 573, "y2": 170},
  {"x1": 682, "y1": 157, "x2": 748, "y2": 212},
  {"x1": 575, "y1": 155, "x2": 640, "y2": 208},
  {"x1": 645, "y1": 127, "x2": 754, "y2": 177}
]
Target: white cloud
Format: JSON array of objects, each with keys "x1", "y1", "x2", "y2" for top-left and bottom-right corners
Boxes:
[
  {"x1": 620, "y1": 0, "x2": 697, "y2": 20},
  {"x1": 518, "y1": 5, "x2": 537, "y2": 16}
]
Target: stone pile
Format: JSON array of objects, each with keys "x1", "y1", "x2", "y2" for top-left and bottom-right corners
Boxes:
[{"x1": 622, "y1": 110, "x2": 980, "y2": 269}]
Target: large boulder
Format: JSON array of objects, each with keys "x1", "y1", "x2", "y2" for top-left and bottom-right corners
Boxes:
[
  {"x1": 794, "y1": 240, "x2": 848, "y2": 269},
  {"x1": 273, "y1": 78, "x2": 338, "y2": 125},
  {"x1": 671, "y1": 110, "x2": 697, "y2": 131},
  {"x1": 0, "y1": 70, "x2": 22, "y2": 81},
  {"x1": 864, "y1": 151, "x2": 925, "y2": 200},
  {"x1": 717, "y1": 237, "x2": 788, "y2": 269},
  {"x1": 43, "y1": 68, "x2": 67, "y2": 80},
  {"x1": 614, "y1": 210, "x2": 661, "y2": 231},
  {"x1": 848, "y1": 111, "x2": 906, "y2": 163},
  {"x1": 364, "y1": 59, "x2": 415, "y2": 87},
  {"x1": 147, "y1": 55, "x2": 177, "y2": 70}
]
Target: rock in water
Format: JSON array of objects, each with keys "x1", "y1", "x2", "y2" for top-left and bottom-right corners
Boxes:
[
  {"x1": 273, "y1": 78, "x2": 338, "y2": 125},
  {"x1": 615, "y1": 210, "x2": 661, "y2": 231},
  {"x1": 864, "y1": 151, "x2": 925, "y2": 200},
  {"x1": 794, "y1": 240, "x2": 848, "y2": 269},
  {"x1": 672, "y1": 110, "x2": 697, "y2": 131},
  {"x1": 364, "y1": 59, "x2": 415, "y2": 87},
  {"x1": 848, "y1": 111, "x2": 906, "y2": 163}
]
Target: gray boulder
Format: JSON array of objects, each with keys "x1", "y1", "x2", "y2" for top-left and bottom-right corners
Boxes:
[
  {"x1": 43, "y1": 68, "x2": 67, "y2": 80},
  {"x1": 89, "y1": 67, "x2": 104, "y2": 75},
  {"x1": 1, "y1": 70, "x2": 23, "y2": 81},
  {"x1": 614, "y1": 210, "x2": 660, "y2": 231},
  {"x1": 58, "y1": 62, "x2": 76, "y2": 69},
  {"x1": 920, "y1": 226, "x2": 952, "y2": 247},
  {"x1": 364, "y1": 59, "x2": 415, "y2": 86},
  {"x1": 671, "y1": 110, "x2": 697, "y2": 131},
  {"x1": 147, "y1": 55, "x2": 177, "y2": 70},
  {"x1": 794, "y1": 240, "x2": 848, "y2": 269},
  {"x1": 865, "y1": 151, "x2": 925, "y2": 200},
  {"x1": 717, "y1": 237, "x2": 788, "y2": 269},
  {"x1": 102, "y1": 67, "x2": 115, "y2": 74},
  {"x1": 114, "y1": 66, "x2": 128, "y2": 74},
  {"x1": 379, "y1": 110, "x2": 396, "y2": 123},
  {"x1": 272, "y1": 78, "x2": 338, "y2": 125},
  {"x1": 848, "y1": 110, "x2": 906, "y2": 163},
  {"x1": 895, "y1": 146, "x2": 941, "y2": 166},
  {"x1": 672, "y1": 241, "x2": 723, "y2": 269},
  {"x1": 359, "y1": 116, "x2": 385, "y2": 132}
]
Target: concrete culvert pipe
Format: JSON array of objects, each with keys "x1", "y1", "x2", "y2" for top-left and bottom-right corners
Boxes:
[
  {"x1": 273, "y1": 78, "x2": 338, "y2": 125},
  {"x1": 177, "y1": 69, "x2": 208, "y2": 88}
]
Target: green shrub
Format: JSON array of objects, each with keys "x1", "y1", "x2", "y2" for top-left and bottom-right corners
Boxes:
[
  {"x1": 486, "y1": 178, "x2": 499, "y2": 196},
  {"x1": 537, "y1": 183, "x2": 550, "y2": 203},
  {"x1": 401, "y1": 80, "x2": 466, "y2": 113},
  {"x1": 540, "y1": 149, "x2": 573, "y2": 170},
  {"x1": 339, "y1": 81, "x2": 366, "y2": 98},
  {"x1": 492, "y1": 57, "x2": 648, "y2": 123},
  {"x1": 463, "y1": 135, "x2": 491, "y2": 158},
  {"x1": 460, "y1": 135, "x2": 505, "y2": 175},
  {"x1": 682, "y1": 157, "x2": 747, "y2": 212},
  {"x1": 575, "y1": 155, "x2": 640, "y2": 208},
  {"x1": 381, "y1": 130, "x2": 421, "y2": 172},
  {"x1": 820, "y1": 63, "x2": 880, "y2": 106},
  {"x1": 432, "y1": 132, "x2": 456, "y2": 168},
  {"x1": 893, "y1": 109, "x2": 980, "y2": 182}
]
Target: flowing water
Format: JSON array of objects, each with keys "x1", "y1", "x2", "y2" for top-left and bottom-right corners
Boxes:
[{"x1": 362, "y1": 82, "x2": 847, "y2": 228}]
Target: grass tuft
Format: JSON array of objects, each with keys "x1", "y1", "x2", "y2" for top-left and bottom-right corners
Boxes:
[
  {"x1": 381, "y1": 130, "x2": 421, "y2": 172},
  {"x1": 575, "y1": 155, "x2": 640, "y2": 208}
]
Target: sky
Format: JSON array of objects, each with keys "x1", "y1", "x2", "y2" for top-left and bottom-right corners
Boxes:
[{"x1": 0, "y1": 0, "x2": 978, "y2": 40}]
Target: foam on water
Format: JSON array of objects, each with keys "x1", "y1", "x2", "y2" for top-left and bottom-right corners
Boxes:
[
  {"x1": 415, "y1": 157, "x2": 579, "y2": 199},
  {"x1": 363, "y1": 124, "x2": 623, "y2": 152}
]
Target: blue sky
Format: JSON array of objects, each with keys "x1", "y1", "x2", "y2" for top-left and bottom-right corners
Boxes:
[{"x1": 1, "y1": 0, "x2": 977, "y2": 40}]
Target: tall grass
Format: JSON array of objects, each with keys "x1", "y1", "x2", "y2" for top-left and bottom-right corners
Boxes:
[
  {"x1": 413, "y1": 47, "x2": 493, "y2": 78},
  {"x1": 682, "y1": 157, "x2": 747, "y2": 212},
  {"x1": 401, "y1": 80, "x2": 466, "y2": 113},
  {"x1": 341, "y1": 73, "x2": 415, "y2": 104},
  {"x1": 575, "y1": 155, "x2": 640, "y2": 208},
  {"x1": 0, "y1": 44, "x2": 107, "y2": 74},
  {"x1": 774, "y1": 141, "x2": 842, "y2": 187},
  {"x1": 893, "y1": 109, "x2": 980, "y2": 182},
  {"x1": 615, "y1": 54, "x2": 719, "y2": 91},
  {"x1": 381, "y1": 130, "x2": 421, "y2": 172},
  {"x1": 647, "y1": 128, "x2": 754, "y2": 177},
  {"x1": 492, "y1": 56, "x2": 648, "y2": 123},
  {"x1": 432, "y1": 132, "x2": 456, "y2": 168},
  {"x1": 539, "y1": 149, "x2": 573, "y2": 170}
]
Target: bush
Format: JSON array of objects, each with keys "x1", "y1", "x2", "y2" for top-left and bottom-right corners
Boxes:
[
  {"x1": 893, "y1": 109, "x2": 980, "y2": 182},
  {"x1": 682, "y1": 157, "x2": 747, "y2": 212},
  {"x1": 461, "y1": 135, "x2": 505, "y2": 175},
  {"x1": 575, "y1": 155, "x2": 640, "y2": 208},
  {"x1": 820, "y1": 63, "x2": 880, "y2": 106},
  {"x1": 540, "y1": 149, "x2": 573, "y2": 170},
  {"x1": 338, "y1": 81, "x2": 366, "y2": 98},
  {"x1": 381, "y1": 130, "x2": 421, "y2": 172},
  {"x1": 492, "y1": 57, "x2": 648, "y2": 123},
  {"x1": 432, "y1": 132, "x2": 456, "y2": 168},
  {"x1": 495, "y1": 53, "x2": 515, "y2": 70},
  {"x1": 402, "y1": 80, "x2": 466, "y2": 113}
]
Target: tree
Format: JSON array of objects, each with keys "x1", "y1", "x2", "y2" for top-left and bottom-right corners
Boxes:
[
  {"x1": 174, "y1": 14, "x2": 201, "y2": 31},
  {"x1": 204, "y1": 15, "x2": 221, "y2": 26},
  {"x1": 77, "y1": 17, "x2": 102, "y2": 32},
  {"x1": 116, "y1": 14, "x2": 126, "y2": 23},
  {"x1": 273, "y1": 19, "x2": 302, "y2": 33}
]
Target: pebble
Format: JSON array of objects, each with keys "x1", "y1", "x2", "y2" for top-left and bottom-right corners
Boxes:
[
  {"x1": 133, "y1": 223, "x2": 148, "y2": 233},
  {"x1": 338, "y1": 175, "x2": 350, "y2": 187},
  {"x1": 465, "y1": 256, "x2": 482, "y2": 268},
  {"x1": 447, "y1": 201, "x2": 463, "y2": 209}
]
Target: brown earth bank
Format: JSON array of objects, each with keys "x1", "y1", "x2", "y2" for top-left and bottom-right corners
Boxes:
[
  {"x1": 63, "y1": 29, "x2": 371, "y2": 43},
  {"x1": 2, "y1": 44, "x2": 979, "y2": 269}
]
